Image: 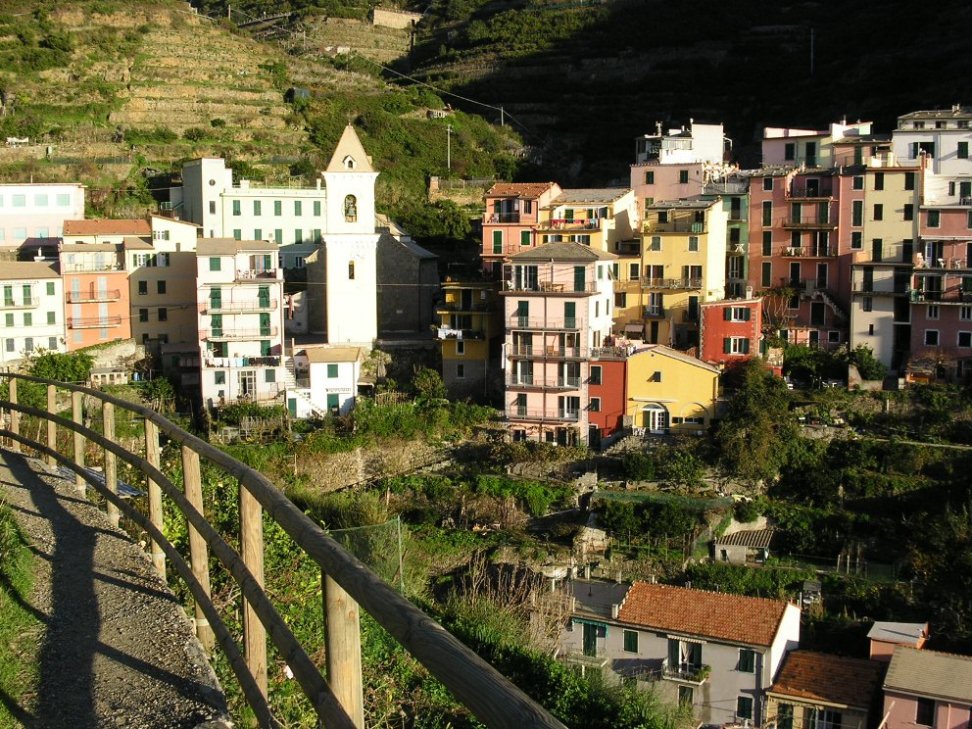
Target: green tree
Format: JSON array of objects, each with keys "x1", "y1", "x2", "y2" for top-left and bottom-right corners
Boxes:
[
  {"x1": 845, "y1": 344, "x2": 887, "y2": 381},
  {"x1": 412, "y1": 367, "x2": 447, "y2": 404}
]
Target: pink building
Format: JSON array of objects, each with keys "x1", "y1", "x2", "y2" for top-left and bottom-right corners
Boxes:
[
  {"x1": 482, "y1": 182, "x2": 561, "y2": 276},
  {"x1": 883, "y1": 647, "x2": 972, "y2": 729},
  {"x1": 502, "y1": 241, "x2": 615, "y2": 446},
  {"x1": 867, "y1": 621, "x2": 929, "y2": 663},
  {"x1": 698, "y1": 298, "x2": 762, "y2": 367}
]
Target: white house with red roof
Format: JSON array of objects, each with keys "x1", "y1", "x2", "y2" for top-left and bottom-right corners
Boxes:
[{"x1": 559, "y1": 580, "x2": 800, "y2": 726}]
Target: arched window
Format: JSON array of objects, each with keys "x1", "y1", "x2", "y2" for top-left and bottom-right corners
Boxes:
[
  {"x1": 348, "y1": 260, "x2": 355, "y2": 280},
  {"x1": 344, "y1": 195, "x2": 357, "y2": 223},
  {"x1": 343, "y1": 155, "x2": 356, "y2": 170}
]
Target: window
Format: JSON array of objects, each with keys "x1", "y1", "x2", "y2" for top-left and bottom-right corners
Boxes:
[
  {"x1": 157, "y1": 280, "x2": 166, "y2": 295},
  {"x1": 762, "y1": 231, "x2": 772, "y2": 256},
  {"x1": 904, "y1": 204, "x2": 914, "y2": 221},
  {"x1": 56, "y1": 193, "x2": 70, "y2": 206},
  {"x1": 622, "y1": 629, "x2": 638, "y2": 653},
  {"x1": 649, "y1": 236, "x2": 661, "y2": 251},
  {"x1": 274, "y1": 228, "x2": 283, "y2": 244},
  {"x1": 24, "y1": 337, "x2": 32, "y2": 353},
  {"x1": 852, "y1": 200, "x2": 863, "y2": 226},
  {"x1": 294, "y1": 200, "x2": 303, "y2": 216},
  {"x1": 214, "y1": 371, "x2": 226, "y2": 385},
  {"x1": 761, "y1": 261, "x2": 772, "y2": 287},
  {"x1": 688, "y1": 235, "x2": 699, "y2": 252},
  {"x1": 589, "y1": 397, "x2": 601, "y2": 412},
  {"x1": 590, "y1": 366, "x2": 602, "y2": 385},
  {"x1": 863, "y1": 296, "x2": 873, "y2": 312},
  {"x1": 852, "y1": 176, "x2": 864, "y2": 190},
  {"x1": 629, "y1": 262, "x2": 640, "y2": 281},
  {"x1": 678, "y1": 686, "x2": 693, "y2": 706},
  {"x1": 928, "y1": 304, "x2": 939, "y2": 320},
  {"x1": 679, "y1": 169, "x2": 689, "y2": 184},
  {"x1": 455, "y1": 363, "x2": 465, "y2": 379},
  {"x1": 138, "y1": 280, "x2": 148, "y2": 295},
  {"x1": 784, "y1": 142, "x2": 795, "y2": 161},
  {"x1": 925, "y1": 330, "x2": 940, "y2": 346},
  {"x1": 12, "y1": 194, "x2": 25, "y2": 207},
  {"x1": 762, "y1": 201, "x2": 772, "y2": 226},
  {"x1": 47, "y1": 311, "x2": 55, "y2": 325},
  {"x1": 253, "y1": 200, "x2": 262, "y2": 216},
  {"x1": 49, "y1": 336, "x2": 57, "y2": 350},
  {"x1": 209, "y1": 201, "x2": 216, "y2": 215},
  {"x1": 738, "y1": 649, "x2": 756, "y2": 673},
  {"x1": 139, "y1": 309, "x2": 149, "y2": 323},
  {"x1": 274, "y1": 200, "x2": 282, "y2": 216},
  {"x1": 851, "y1": 231, "x2": 862, "y2": 249},
  {"x1": 928, "y1": 209, "x2": 941, "y2": 228},
  {"x1": 492, "y1": 230, "x2": 503, "y2": 254},
  {"x1": 4, "y1": 313, "x2": 11, "y2": 327},
  {"x1": 874, "y1": 203, "x2": 883, "y2": 221},
  {"x1": 874, "y1": 172, "x2": 885, "y2": 190},
  {"x1": 209, "y1": 257, "x2": 221, "y2": 271},
  {"x1": 763, "y1": 177, "x2": 773, "y2": 191},
  {"x1": 959, "y1": 142, "x2": 969, "y2": 159},
  {"x1": 723, "y1": 337, "x2": 751, "y2": 355},
  {"x1": 344, "y1": 195, "x2": 357, "y2": 222},
  {"x1": 232, "y1": 200, "x2": 241, "y2": 216},
  {"x1": 23, "y1": 312, "x2": 31, "y2": 327},
  {"x1": 313, "y1": 200, "x2": 322, "y2": 216},
  {"x1": 348, "y1": 261, "x2": 355, "y2": 279},
  {"x1": 4, "y1": 339, "x2": 12, "y2": 352},
  {"x1": 905, "y1": 172, "x2": 916, "y2": 190},
  {"x1": 327, "y1": 364, "x2": 339, "y2": 378},
  {"x1": 158, "y1": 308, "x2": 167, "y2": 322},
  {"x1": 737, "y1": 696, "x2": 753, "y2": 721},
  {"x1": 645, "y1": 170, "x2": 654, "y2": 184},
  {"x1": 295, "y1": 228, "x2": 303, "y2": 244},
  {"x1": 959, "y1": 332, "x2": 972, "y2": 348},
  {"x1": 961, "y1": 305, "x2": 972, "y2": 321},
  {"x1": 264, "y1": 369, "x2": 276, "y2": 383},
  {"x1": 520, "y1": 230, "x2": 531, "y2": 246},
  {"x1": 46, "y1": 282, "x2": 55, "y2": 296},
  {"x1": 233, "y1": 228, "x2": 242, "y2": 240},
  {"x1": 456, "y1": 340, "x2": 465, "y2": 355}
]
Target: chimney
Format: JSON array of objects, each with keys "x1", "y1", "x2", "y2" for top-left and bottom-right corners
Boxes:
[{"x1": 611, "y1": 604, "x2": 619, "y2": 619}]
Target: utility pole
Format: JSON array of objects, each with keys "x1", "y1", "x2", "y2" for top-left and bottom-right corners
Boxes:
[
  {"x1": 500, "y1": 106, "x2": 505, "y2": 127},
  {"x1": 446, "y1": 124, "x2": 452, "y2": 173}
]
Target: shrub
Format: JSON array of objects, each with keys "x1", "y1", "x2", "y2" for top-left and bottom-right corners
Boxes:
[
  {"x1": 210, "y1": 118, "x2": 226, "y2": 128},
  {"x1": 183, "y1": 127, "x2": 207, "y2": 142}
]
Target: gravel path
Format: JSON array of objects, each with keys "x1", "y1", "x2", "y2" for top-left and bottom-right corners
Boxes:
[{"x1": 0, "y1": 449, "x2": 230, "y2": 729}]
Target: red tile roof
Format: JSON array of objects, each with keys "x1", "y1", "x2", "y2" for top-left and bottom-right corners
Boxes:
[
  {"x1": 63, "y1": 219, "x2": 150, "y2": 236},
  {"x1": 617, "y1": 582, "x2": 791, "y2": 647},
  {"x1": 486, "y1": 182, "x2": 557, "y2": 199},
  {"x1": 769, "y1": 651, "x2": 884, "y2": 708}
]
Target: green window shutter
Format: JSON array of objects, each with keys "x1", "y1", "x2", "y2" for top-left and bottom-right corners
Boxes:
[
  {"x1": 209, "y1": 257, "x2": 221, "y2": 271},
  {"x1": 741, "y1": 339, "x2": 750, "y2": 354},
  {"x1": 520, "y1": 230, "x2": 531, "y2": 246},
  {"x1": 259, "y1": 312, "x2": 271, "y2": 335},
  {"x1": 327, "y1": 364, "x2": 338, "y2": 378},
  {"x1": 723, "y1": 308, "x2": 732, "y2": 321},
  {"x1": 723, "y1": 338, "x2": 732, "y2": 354},
  {"x1": 492, "y1": 230, "x2": 503, "y2": 254},
  {"x1": 327, "y1": 393, "x2": 340, "y2": 409},
  {"x1": 260, "y1": 340, "x2": 271, "y2": 356},
  {"x1": 743, "y1": 308, "x2": 751, "y2": 321}
]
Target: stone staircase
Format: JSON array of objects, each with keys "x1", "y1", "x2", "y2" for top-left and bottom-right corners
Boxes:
[{"x1": 283, "y1": 356, "x2": 330, "y2": 418}]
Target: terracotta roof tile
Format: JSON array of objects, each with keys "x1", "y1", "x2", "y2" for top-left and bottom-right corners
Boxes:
[
  {"x1": 769, "y1": 651, "x2": 883, "y2": 708},
  {"x1": 486, "y1": 182, "x2": 558, "y2": 199},
  {"x1": 617, "y1": 582, "x2": 791, "y2": 646},
  {"x1": 63, "y1": 219, "x2": 150, "y2": 236}
]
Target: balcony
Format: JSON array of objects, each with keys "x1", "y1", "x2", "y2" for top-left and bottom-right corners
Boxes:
[
  {"x1": 590, "y1": 345, "x2": 633, "y2": 360},
  {"x1": 201, "y1": 299, "x2": 278, "y2": 314},
  {"x1": 1, "y1": 297, "x2": 39, "y2": 309},
  {"x1": 66, "y1": 289, "x2": 122, "y2": 303},
  {"x1": 538, "y1": 218, "x2": 601, "y2": 231},
  {"x1": 506, "y1": 408, "x2": 581, "y2": 423},
  {"x1": 910, "y1": 288, "x2": 972, "y2": 304},
  {"x1": 728, "y1": 242, "x2": 745, "y2": 255},
  {"x1": 852, "y1": 282, "x2": 910, "y2": 295},
  {"x1": 235, "y1": 269, "x2": 280, "y2": 282},
  {"x1": 502, "y1": 279, "x2": 598, "y2": 295},
  {"x1": 701, "y1": 181, "x2": 749, "y2": 195},
  {"x1": 484, "y1": 212, "x2": 521, "y2": 224},
  {"x1": 508, "y1": 316, "x2": 582, "y2": 330},
  {"x1": 787, "y1": 184, "x2": 834, "y2": 199},
  {"x1": 916, "y1": 257, "x2": 969, "y2": 270},
  {"x1": 644, "y1": 306, "x2": 666, "y2": 318},
  {"x1": 64, "y1": 263, "x2": 123, "y2": 273},
  {"x1": 615, "y1": 240, "x2": 641, "y2": 256},
  {"x1": 642, "y1": 277, "x2": 703, "y2": 290},
  {"x1": 437, "y1": 299, "x2": 491, "y2": 313},
  {"x1": 505, "y1": 376, "x2": 581, "y2": 389},
  {"x1": 206, "y1": 327, "x2": 279, "y2": 340},
  {"x1": 782, "y1": 217, "x2": 836, "y2": 230},
  {"x1": 203, "y1": 356, "x2": 281, "y2": 368},
  {"x1": 68, "y1": 316, "x2": 123, "y2": 329},
  {"x1": 643, "y1": 221, "x2": 706, "y2": 234},
  {"x1": 508, "y1": 345, "x2": 585, "y2": 359},
  {"x1": 436, "y1": 326, "x2": 486, "y2": 340},
  {"x1": 662, "y1": 662, "x2": 711, "y2": 684},
  {"x1": 780, "y1": 246, "x2": 836, "y2": 258}
]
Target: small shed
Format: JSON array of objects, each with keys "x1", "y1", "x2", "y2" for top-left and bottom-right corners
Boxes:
[
  {"x1": 713, "y1": 527, "x2": 774, "y2": 565},
  {"x1": 867, "y1": 621, "x2": 929, "y2": 662}
]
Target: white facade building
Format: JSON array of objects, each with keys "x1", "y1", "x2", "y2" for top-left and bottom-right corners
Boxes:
[
  {"x1": 195, "y1": 239, "x2": 285, "y2": 408},
  {"x1": 0, "y1": 183, "x2": 85, "y2": 250},
  {"x1": 892, "y1": 106, "x2": 972, "y2": 205},
  {"x1": 0, "y1": 261, "x2": 65, "y2": 364},
  {"x1": 289, "y1": 345, "x2": 364, "y2": 418}
]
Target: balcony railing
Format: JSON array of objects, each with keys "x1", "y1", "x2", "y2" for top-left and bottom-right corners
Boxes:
[
  {"x1": 508, "y1": 345, "x2": 585, "y2": 359},
  {"x1": 201, "y1": 299, "x2": 278, "y2": 314},
  {"x1": 539, "y1": 218, "x2": 601, "y2": 231},
  {"x1": 506, "y1": 407, "x2": 581, "y2": 422},
  {"x1": 643, "y1": 221, "x2": 706, "y2": 234},
  {"x1": 436, "y1": 327, "x2": 486, "y2": 340},
  {"x1": 67, "y1": 289, "x2": 122, "y2": 303},
  {"x1": 68, "y1": 316, "x2": 123, "y2": 329},
  {"x1": 484, "y1": 212, "x2": 521, "y2": 224},
  {"x1": 662, "y1": 662, "x2": 711, "y2": 684},
  {"x1": 782, "y1": 218, "x2": 836, "y2": 229},
  {"x1": 1, "y1": 297, "x2": 39, "y2": 309},
  {"x1": 437, "y1": 300, "x2": 491, "y2": 313},
  {"x1": 916, "y1": 257, "x2": 969, "y2": 270},
  {"x1": 64, "y1": 263, "x2": 123, "y2": 273},
  {"x1": 206, "y1": 327, "x2": 279, "y2": 340},
  {"x1": 502, "y1": 279, "x2": 598, "y2": 294},
  {"x1": 644, "y1": 306, "x2": 666, "y2": 318},
  {"x1": 203, "y1": 356, "x2": 281, "y2": 368},
  {"x1": 642, "y1": 277, "x2": 703, "y2": 290},
  {"x1": 788, "y1": 184, "x2": 834, "y2": 198},
  {"x1": 852, "y1": 282, "x2": 910, "y2": 294},
  {"x1": 505, "y1": 376, "x2": 582, "y2": 389},
  {"x1": 590, "y1": 345, "x2": 632, "y2": 360},
  {"x1": 701, "y1": 181, "x2": 749, "y2": 195},
  {"x1": 780, "y1": 246, "x2": 836, "y2": 258},
  {"x1": 235, "y1": 269, "x2": 280, "y2": 282},
  {"x1": 910, "y1": 289, "x2": 972, "y2": 304},
  {"x1": 508, "y1": 316, "x2": 582, "y2": 330}
]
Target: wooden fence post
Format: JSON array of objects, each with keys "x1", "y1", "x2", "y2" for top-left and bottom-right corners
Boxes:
[
  {"x1": 103, "y1": 402, "x2": 119, "y2": 528},
  {"x1": 72, "y1": 391, "x2": 85, "y2": 494},
  {"x1": 324, "y1": 574, "x2": 365, "y2": 728},
  {"x1": 144, "y1": 419, "x2": 166, "y2": 579},
  {"x1": 182, "y1": 444, "x2": 215, "y2": 652},
  {"x1": 240, "y1": 483, "x2": 268, "y2": 699},
  {"x1": 8, "y1": 378, "x2": 19, "y2": 453},
  {"x1": 46, "y1": 385, "x2": 56, "y2": 467}
]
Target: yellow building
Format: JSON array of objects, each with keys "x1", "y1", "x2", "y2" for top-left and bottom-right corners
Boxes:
[
  {"x1": 436, "y1": 279, "x2": 502, "y2": 400},
  {"x1": 625, "y1": 197, "x2": 728, "y2": 347},
  {"x1": 535, "y1": 188, "x2": 638, "y2": 252},
  {"x1": 625, "y1": 345, "x2": 720, "y2": 434}
]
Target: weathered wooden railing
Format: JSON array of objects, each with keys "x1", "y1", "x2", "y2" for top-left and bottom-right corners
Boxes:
[{"x1": 0, "y1": 373, "x2": 567, "y2": 729}]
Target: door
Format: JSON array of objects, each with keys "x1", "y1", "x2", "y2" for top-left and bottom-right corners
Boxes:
[
  {"x1": 789, "y1": 262, "x2": 801, "y2": 287},
  {"x1": 872, "y1": 238, "x2": 883, "y2": 263},
  {"x1": 287, "y1": 398, "x2": 297, "y2": 417},
  {"x1": 210, "y1": 286, "x2": 222, "y2": 311},
  {"x1": 582, "y1": 623, "x2": 596, "y2": 657},
  {"x1": 816, "y1": 263, "x2": 828, "y2": 289},
  {"x1": 258, "y1": 285, "x2": 270, "y2": 308},
  {"x1": 564, "y1": 301, "x2": 576, "y2": 328},
  {"x1": 516, "y1": 300, "x2": 529, "y2": 328},
  {"x1": 806, "y1": 178, "x2": 819, "y2": 196},
  {"x1": 259, "y1": 313, "x2": 271, "y2": 336},
  {"x1": 573, "y1": 266, "x2": 586, "y2": 292},
  {"x1": 643, "y1": 404, "x2": 668, "y2": 433},
  {"x1": 649, "y1": 321, "x2": 659, "y2": 344}
]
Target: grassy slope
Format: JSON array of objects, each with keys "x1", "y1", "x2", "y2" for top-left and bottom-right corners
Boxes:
[{"x1": 0, "y1": 504, "x2": 39, "y2": 727}]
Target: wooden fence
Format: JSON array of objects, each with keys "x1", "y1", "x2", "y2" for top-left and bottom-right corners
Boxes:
[{"x1": 0, "y1": 373, "x2": 566, "y2": 729}]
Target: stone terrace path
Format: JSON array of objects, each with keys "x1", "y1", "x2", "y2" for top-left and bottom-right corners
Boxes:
[{"x1": 0, "y1": 449, "x2": 229, "y2": 729}]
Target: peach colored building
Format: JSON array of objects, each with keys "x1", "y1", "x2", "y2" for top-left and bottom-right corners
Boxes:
[
  {"x1": 59, "y1": 242, "x2": 131, "y2": 350},
  {"x1": 481, "y1": 182, "x2": 562, "y2": 276},
  {"x1": 867, "y1": 621, "x2": 929, "y2": 662},
  {"x1": 883, "y1": 647, "x2": 972, "y2": 729}
]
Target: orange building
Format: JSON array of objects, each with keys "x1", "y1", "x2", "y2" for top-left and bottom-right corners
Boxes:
[{"x1": 59, "y1": 242, "x2": 131, "y2": 350}]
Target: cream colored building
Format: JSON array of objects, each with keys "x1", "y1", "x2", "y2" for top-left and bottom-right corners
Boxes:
[{"x1": 0, "y1": 261, "x2": 65, "y2": 364}]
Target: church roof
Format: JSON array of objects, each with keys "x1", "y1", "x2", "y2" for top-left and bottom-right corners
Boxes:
[{"x1": 326, "y1": 125, "x2": 374, "y2": 173}]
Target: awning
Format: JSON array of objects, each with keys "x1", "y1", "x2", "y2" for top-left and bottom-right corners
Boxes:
[{"x1": 624, "y1": 323, "x2": 645, "y2": 333}]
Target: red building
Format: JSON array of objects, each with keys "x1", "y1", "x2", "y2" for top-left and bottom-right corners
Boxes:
[
  {"x1": 699, "y1": 298, "x2": 763, "y2": 367},
  {"x1": 586, "y1": 347, "x2": 628, "y2": 448}
]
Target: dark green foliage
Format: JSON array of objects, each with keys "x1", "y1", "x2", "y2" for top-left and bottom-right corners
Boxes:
[
  {"x1": 597, "y1": 497, "x2": 702, "y2": 543},
  {"x1": 473, "y1": 474, "x2": 572, "y2": 516},
  {"x1": 182, "y1": 127, "x2": 207, "y2": 142},
  {"x1": 846, "y1": 344, "x2": 887, "y2": 381},
  {"x1": 680, "y1": 562, "x2": 814, "y2": 599},
  {"x1": 733, "y1": 499, "x2": 761, "y2": 523},
  {"x1": 621, "y1": 451, "x2": 656, "y2": 480},
  {"x1": 123, "y1": 126, "x2": 178, "y2": 145},
  {"x1": 219, "y1": 402, "x2": 288, "y2": 425}
]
